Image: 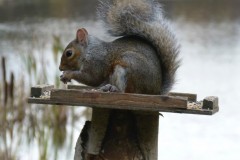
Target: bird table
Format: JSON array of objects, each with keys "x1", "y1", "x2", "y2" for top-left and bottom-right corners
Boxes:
[{"x1": 28, "y1": 84, "x2": 219, "y2": 160}]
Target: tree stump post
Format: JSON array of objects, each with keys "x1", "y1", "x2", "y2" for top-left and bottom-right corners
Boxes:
[{"x1": 76, "y1": 109, "x2": 159, "y2": 160}]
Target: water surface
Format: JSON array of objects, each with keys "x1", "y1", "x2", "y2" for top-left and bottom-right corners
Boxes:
[{"x1": 0, "y1": 0, "x2": 240, "y2": 160}]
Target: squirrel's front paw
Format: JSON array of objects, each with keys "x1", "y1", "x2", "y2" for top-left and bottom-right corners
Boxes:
[
  {"x1": 99, "y1": 84, "x2": 120, "y2": 92},
  {"x1": 60, "y1": 71, "x2": 73, "y2": 84}
]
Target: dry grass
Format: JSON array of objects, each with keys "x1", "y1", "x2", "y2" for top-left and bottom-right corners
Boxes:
[{"x1": 0, "y1": 36, "x2": 88, "y2": 160}]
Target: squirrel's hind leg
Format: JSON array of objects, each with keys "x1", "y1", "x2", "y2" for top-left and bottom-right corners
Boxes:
[{"x1": 100, "y1": 65, "x2": 127, "y2": 93}]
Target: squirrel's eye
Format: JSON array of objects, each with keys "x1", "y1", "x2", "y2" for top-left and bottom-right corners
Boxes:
[{"x1": 66, "y1": 50, "x2": 73, "y2": 57}]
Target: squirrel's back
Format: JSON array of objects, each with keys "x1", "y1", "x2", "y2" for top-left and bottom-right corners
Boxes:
[{"x1": 98, "y1": 0, "x2": 180, "y2": 94}]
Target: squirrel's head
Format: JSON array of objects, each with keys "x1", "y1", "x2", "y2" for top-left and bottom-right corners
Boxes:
[{"x1": 59, "y1": 28, "x2": 89, "y2": 71}]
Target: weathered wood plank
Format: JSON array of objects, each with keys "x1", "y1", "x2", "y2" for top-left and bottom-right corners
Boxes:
[
  {"x1": 30, "y1": 84, "x2": 54, "y2": 98},
  {"x1": 67, "y1": 85, "x2": 197, "y2": 101},
  {"x1": 168, "y1": 92, "x2": 197, "y2": 102},
  {"x1": 67, "y1": 84, "x2": 93, "y2": 90},
  {"x1": 87, "y1": 108, "x2": 110, "y2": 155},
  {"x1": 50, "y1": 89, "x2": 188, "y2": 110},
  {"x1": 28, "y1": 85, "x2": 219, "y2": 115},
  {"x1": 27, "y1": 97, "x2": 218, "y2": 115}
]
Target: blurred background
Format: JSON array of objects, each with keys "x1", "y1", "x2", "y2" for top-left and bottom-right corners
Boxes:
[{"x1": 0, "y1": 0, "x2": 239, "y2": 160}]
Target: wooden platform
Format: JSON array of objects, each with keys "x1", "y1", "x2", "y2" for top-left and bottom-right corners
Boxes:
[{"x1": 28, "y1": 85, "x2": 219, "y2": 115}]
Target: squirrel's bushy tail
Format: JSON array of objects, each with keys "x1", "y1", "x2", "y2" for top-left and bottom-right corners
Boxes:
[{"x1": 98, "y1": 0, "x2": 180, "y2": 94}]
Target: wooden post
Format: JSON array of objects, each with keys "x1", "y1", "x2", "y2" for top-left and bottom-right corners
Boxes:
[
  {"x1": 134, "y1": 111, "x2": 159, "y2": 160},
  {"x1": 73, "y1": 108, "x2": 159, "y2": 160},
  {"x1": 77, "y1": 109, "x2": 159, "y2": 160},
  {"x1": 28, "y1": 85, "x2": 219, "y2": 160}
]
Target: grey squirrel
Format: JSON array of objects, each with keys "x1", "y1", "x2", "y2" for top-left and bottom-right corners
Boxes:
[
  {"x1": 59, "y1": 0, "x2": 180, "y2": 95},
  {"x1": 59, "y1": 0, "x2": 180, "y2": 158}
]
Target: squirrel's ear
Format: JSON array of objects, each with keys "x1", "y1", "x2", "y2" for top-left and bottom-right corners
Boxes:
[{"x1": 76, "y1": 28, "x2": 88, "y2": 46}]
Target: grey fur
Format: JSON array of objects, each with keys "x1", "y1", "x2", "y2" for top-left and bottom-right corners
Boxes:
[
  {"x1": 61, "y1": 1, "x2": 180, "y2": 158},
  {"x1": 97, "y1": 0, "x2": 180, "y2": 94}
]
